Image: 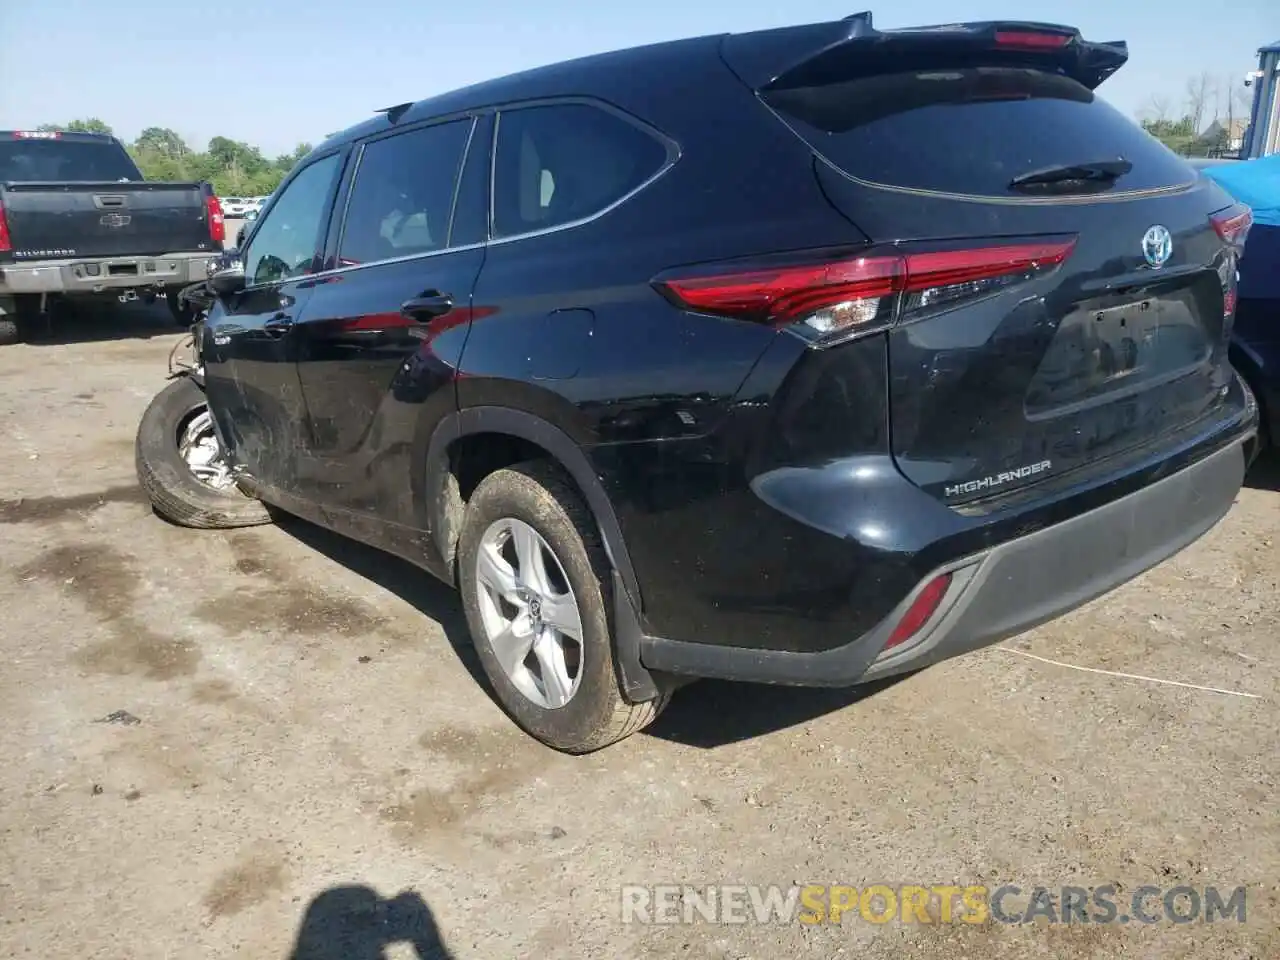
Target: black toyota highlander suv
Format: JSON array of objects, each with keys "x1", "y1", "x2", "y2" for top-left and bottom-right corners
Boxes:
[{"x1": 144, "y1": 14, "x2": 1259, "y2": 752}]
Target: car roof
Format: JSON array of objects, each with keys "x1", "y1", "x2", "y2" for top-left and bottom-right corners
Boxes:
[{"x1": 312, "y1": 32, "x2": 725, "y2": 154}]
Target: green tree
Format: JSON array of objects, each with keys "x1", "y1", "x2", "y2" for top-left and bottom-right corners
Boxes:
[
  {"x1": 1141, "y1": 116, "x2": 1198, "y2": 157},
  {"x1": 64, "y1": 118, "x2": 114, "y2": 135},
  {"x1": 34, "y1": 119, "x2": 113, "y2": 135},
  {"x1": 275, "y1": 142, "x2": 313, "y2": 172},
  {"x1": 206, "y1": 137, "x2": 269, "y2": 175},
  {"x1": 134, "y1": 126, "x2": 189, "y2": 158},
  {"x1": 37, "y1": 118, "x2": 291, "y2": 193}
]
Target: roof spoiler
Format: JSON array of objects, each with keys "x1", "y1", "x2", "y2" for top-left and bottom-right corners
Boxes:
[
  {"x1": 720, "y1": 13, "x2": 1128, "y2": 92},
  {"x1": 376, "y1": 102, "x2": 414, "y2": 124}
]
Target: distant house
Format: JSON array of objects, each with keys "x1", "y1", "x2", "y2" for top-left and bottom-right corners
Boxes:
[{"x1": 1199, "y1": 118, "x2": 1249, "y2": 156}]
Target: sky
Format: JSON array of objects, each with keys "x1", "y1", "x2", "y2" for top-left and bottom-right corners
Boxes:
[{"x1": 0, "y1": 0, "x2": 1275, "y2": 156}]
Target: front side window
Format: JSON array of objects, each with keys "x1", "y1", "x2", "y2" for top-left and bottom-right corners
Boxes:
[
  {"x1": 338, "y1": 119, "x2": 472, "y2": 266},
  {"x1": 491, "y1": 103, "x2": 669, "y2": 239},
  {"x1": 243, "y1": 153, "x2": 340, "y2": 286}
]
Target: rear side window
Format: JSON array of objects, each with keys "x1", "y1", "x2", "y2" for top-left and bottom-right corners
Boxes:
[
  {"x1": 764, "y1": 68, "x2": 1193, "y2": 197},
  {"x1": 339, "y1": 119, "x2": 472, "y2": 266},
  {"x1": 491, "y1": 103, "x2": 668, "y2": 238}
]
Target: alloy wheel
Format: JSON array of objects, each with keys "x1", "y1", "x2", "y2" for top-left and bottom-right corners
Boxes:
[
  {"x1": 177, "y1": 407, "x2": 237, "y2": 492},
  {"x1": 474, "y1": 517, "x2": 584, "y2": 709}
]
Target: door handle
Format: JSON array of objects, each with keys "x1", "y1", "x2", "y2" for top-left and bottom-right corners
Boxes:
[
  {"x1": 400, "y1": 292, "x2": 454, "y2": 322},
  {"x1": 263, "y1": 312, "x2": 294, "y2": 336}
]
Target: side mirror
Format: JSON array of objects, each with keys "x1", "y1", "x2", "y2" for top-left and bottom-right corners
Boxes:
[
  {"x1": 206, "y1": 252, "x2": 246, "y2": 297},
  {"x1": 235, "y1": 225, "x2": 247, "y2": 248}
]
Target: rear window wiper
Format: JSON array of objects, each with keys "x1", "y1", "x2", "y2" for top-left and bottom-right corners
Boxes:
[{"x1": 1010, "y1": 158, "x2": 1132, "y2": 190}]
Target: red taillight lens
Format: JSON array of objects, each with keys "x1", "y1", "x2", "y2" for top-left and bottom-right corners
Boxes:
[
  {"x1": 206, "y1": 194, "x2": 226, "y2": 245},
  {"x1": 656, "y1": 256, "x2": 902, "y2": 327},
  {"x1": 654, "y1": 238, "x2": 1075, "y2": 344},
  {"x1": 898, "y1": 241, "x2": 1075, "y2": 317},
  {"x1": 1210, "y1": 204, "x2": 1252, "y2": 248},
  {"x1": 884, "y1": 573, "x2": 953, "y2": 651},
  {"x1": 0, "y1": 198, "x2": 11, "y2": 253},
  {"x1": 994, "y1": 30, "x2": 1072, "y2": 49}
]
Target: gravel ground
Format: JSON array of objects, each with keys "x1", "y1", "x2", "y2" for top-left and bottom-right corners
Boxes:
[{"x1": 0, "y1": 302, "x2": 1276, "y2": 959}]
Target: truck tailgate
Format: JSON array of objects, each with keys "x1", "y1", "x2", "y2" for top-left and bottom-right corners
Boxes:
[{"x1": 1, "y1": 181, "x2": 216, "y2": 259}]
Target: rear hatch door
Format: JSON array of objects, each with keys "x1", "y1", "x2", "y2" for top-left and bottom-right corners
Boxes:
[{"x1": 746, "y1": 22, "x2": 1247, "y2": 505}]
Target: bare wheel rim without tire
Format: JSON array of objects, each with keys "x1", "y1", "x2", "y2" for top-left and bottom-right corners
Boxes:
[
  {"x1": 475, "y1": 517, "x2": 584, "y2": 709},
  {"x1": 176, "y1": 406, "x2": 239, "y2": 493}
]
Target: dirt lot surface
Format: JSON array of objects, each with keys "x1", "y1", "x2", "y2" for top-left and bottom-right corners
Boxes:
[{"x1": 0, "y1": 304, "x2": 1277, "y2": 959}]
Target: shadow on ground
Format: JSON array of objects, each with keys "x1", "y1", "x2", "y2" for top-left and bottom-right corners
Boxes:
[
  {"x1": 1245, "y1": 447, "x2": 1280, "y2": 492},
  {"x1": 271, "y1": 511, "x2": 902, "y2": 748},
  {"x1": 643, "y1": 674, "x2": 907, "y2": 748},
  {"x1": 269, "y1": 512, "x2": 483, "y2": 684},
  {"x1": 17, "y1": 299, "x2": 183, "y2": 346},
  {"x1": 288, "y1": 885, "x2": 453, "y2": 960}
]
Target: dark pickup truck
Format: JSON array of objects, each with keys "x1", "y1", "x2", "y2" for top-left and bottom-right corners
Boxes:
[{"x1": 0, "y1": 130, "x2": 226, "y2": 344}]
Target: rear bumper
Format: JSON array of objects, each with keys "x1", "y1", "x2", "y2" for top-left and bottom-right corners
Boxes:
[
  {"x1": 0, "y1": 251, "x2": 217, "y2": 296},
  {"x1": 861, "y1": 434, "x2": 1246, "y2": 680},
  {"x1": 638, "y1": 430, "x2": 1252, "y2": 687}
]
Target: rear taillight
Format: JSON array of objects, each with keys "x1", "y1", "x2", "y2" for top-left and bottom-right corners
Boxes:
[
  {"x1": 0, "y1": 198, "x2": 10, "y2": 253},
  {"x1": 884, "y1": 573, "x2": 952, "y2": 651},
  {"x1": 1211, "y1": 204, "x2": 1252, "y2": 249},
  {"x1": 993, "y1": 30, "x2": 1073, "y2": 49},
  {"x1": 654, "y1": 238, "x2": 1076, "y2": 345},
  {"x1": 206, "y1": 194, "x2": 226, "y2": 245},
  {"x1": 1212, "y1": 204, "x2": 1250, "y2": 321}
]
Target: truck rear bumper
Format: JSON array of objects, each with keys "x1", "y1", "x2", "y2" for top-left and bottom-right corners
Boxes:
[{"x1": 0, "y1": 252, "x2": 216, "y2": 296}]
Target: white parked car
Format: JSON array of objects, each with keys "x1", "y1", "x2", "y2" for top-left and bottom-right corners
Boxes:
[{"x1": 219, "y1": 196, "x2": 249, "y2": 216}]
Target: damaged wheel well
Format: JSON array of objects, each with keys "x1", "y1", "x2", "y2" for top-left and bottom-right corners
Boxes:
[
  {"x1": 435, "y1": 431, "x2": 588, "y2": 579},
  {"x1": 424, "y1": 409, "x2": 644, "y2": 615},
  {"x1": 450, "y1": 432, "x2": 550, "y2": 503}
]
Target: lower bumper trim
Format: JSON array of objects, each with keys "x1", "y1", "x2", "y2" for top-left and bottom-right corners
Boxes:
[{"x1": 639, "y1": 436, "x2": 1248, "y2": 687}]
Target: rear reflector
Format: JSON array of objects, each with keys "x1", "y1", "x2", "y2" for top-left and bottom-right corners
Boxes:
[
  {"x1": 0, "y1": 198, "x2": 10, "y2": 253},
  {"x1": 884, "y1": 573, "x2": 952, "y2": 651},
  {"x1": 206, "y1": 194, "x2": 226, "y2": 245},
  {"x1": 654, "y1": 238, "x2": 1076, "y2": 344},
  {"x1": 993, "y1": 30, "x2": 1072, "y2": 49},
  {"x1": 1211, "y1": 204, "x2": 1252, "y2": 248}
]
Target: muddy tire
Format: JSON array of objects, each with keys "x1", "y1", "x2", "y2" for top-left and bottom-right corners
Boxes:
[
  {"x1": 458, "y1": 460, "x2": 669, "y2": 753},
  {"x1": 135, "y1": 376, "x2": 271, "y2": 529},
  {"x1": 0, "y1": 295, "x2": 34, "y2": 346}
]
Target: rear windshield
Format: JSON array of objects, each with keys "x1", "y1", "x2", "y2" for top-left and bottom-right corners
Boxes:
[
  {"x1": 0, "y1": 138, "x2": 140, "y2": 182},
  {"x1": 763, "y1": 67, "x2": 1193, "y2": 197}
]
